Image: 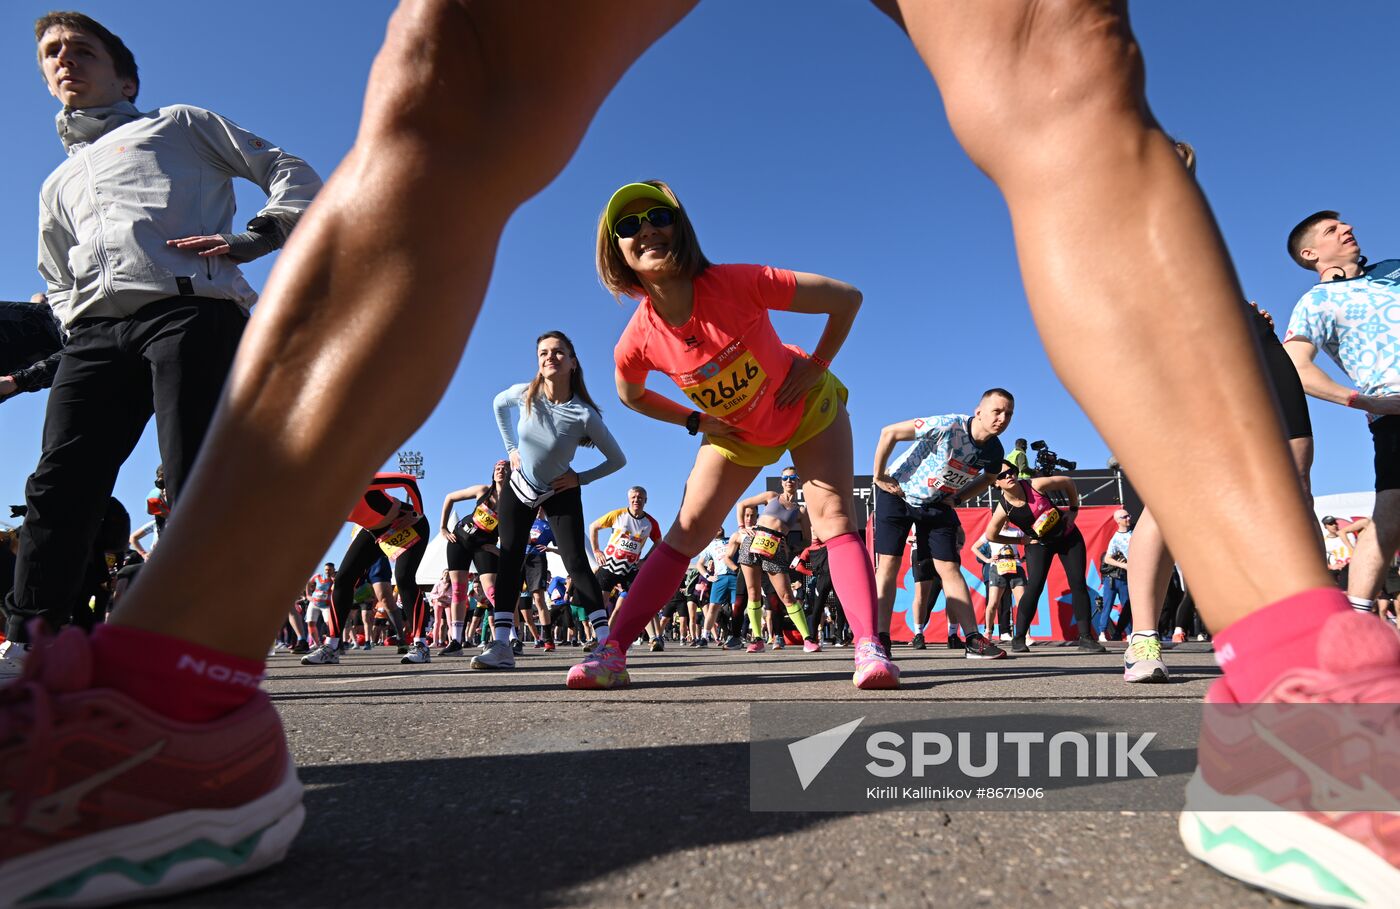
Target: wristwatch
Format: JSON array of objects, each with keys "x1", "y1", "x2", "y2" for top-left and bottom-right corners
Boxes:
[{"x1": 685, "y1": 411, "x2": 702, "y2": 435}]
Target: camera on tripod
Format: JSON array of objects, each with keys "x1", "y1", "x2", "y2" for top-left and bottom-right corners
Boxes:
[{"x1": 1029, "y1": 440, "x2": 1077, "y2": 475}]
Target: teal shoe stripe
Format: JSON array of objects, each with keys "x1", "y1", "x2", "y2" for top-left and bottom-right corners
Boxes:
[
  {"x1": 20, "y1": 827, "x2": 266, "y2": 905},
  {"x1": 1195, "y1": 816, "x2": 1362, "y2": 902}
]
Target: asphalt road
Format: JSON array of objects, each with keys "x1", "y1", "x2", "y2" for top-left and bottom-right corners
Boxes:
[{"x1": 162, "y1": 640, "x2": 1294, "y2": 909}]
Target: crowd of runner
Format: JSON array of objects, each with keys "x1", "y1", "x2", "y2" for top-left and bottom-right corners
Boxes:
[{"x1": 2, "y1": 6, "x2": 1399, "y2": 909}]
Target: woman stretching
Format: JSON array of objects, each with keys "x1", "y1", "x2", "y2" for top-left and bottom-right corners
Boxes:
[
  {"x1": 475, "y1": 331, "x2": 626, "y2": 671},
  {"x1": 985, "y1": 463, "x2": 1105, "y2": 654},
  {"x1": 436, "y1": 459, "x2": 508, "y2": 657},
  {"x1": 567, "y1": 180, "x2": 895, "y2": 690},
  {"x1": 301, "y1": 472, "x2": 433, "y2": 665},
  {"x1": 735, "y1": 467, "x2": 820, "y2": 652}
]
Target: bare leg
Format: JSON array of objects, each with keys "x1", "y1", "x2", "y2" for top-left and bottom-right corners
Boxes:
[
  {"x1": 1127, "y1": 508, "x2": 1173, "y2": 636},
  {"x1": 932, "y1": 559, "x2": 978, "y2": 631},
  {"x1": 1347, "y1": 490, "x2": 1400, "y2": 601},
  {"x1": 106, "y1": 0, "x2": 698, "y2": 659},
  {"x1": 894, "y1": 0, "x2": 1331, "y2": 626}
]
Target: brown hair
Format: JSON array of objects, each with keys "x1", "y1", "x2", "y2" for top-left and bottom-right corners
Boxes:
[
  {"x1": 1287, "y1": 210, "x2": 1341, "y2": 271},
  {"x1": 523, "y1": 331, "x2": 603, "y2": 446},
  {"x1": 35, "y1": 12, "x2": 139, "y2": 102},
  {"x1": 595, "y1": 180, "x2": 712, "y2": 300}
]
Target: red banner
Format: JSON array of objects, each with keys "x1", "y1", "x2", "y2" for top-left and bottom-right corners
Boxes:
[{"x1": 866, "y1": 506, "x2": 1122, "y2": 641}]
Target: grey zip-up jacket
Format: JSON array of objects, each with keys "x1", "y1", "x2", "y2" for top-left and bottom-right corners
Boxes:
[{"x1": 39, "y1": 101, "x2": 322, "y2": 328}]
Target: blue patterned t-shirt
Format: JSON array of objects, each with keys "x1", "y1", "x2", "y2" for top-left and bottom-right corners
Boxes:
[
  {"x1": 888, "y1": 414, "x2": 1005, "y2": 508},
  {"x1": 1285, "y1": 259, "x2": 1400, "y2": 421}
]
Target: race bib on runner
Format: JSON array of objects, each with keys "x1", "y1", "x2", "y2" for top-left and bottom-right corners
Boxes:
[
  {"x1": 606, "y1": 535, "x2": 644, "y2": 564},
  {"x1": 676, "y1": 340, "x2": 768, "y2": 421},
  {"x1": 1031, "y1": 508, "x2": 1061, "y2": 538},
  {"x1": 995, "y1": 558, "x2": 1018, "y2": 576},
  {"x1": 929, "y1": 458, "x2": 978, "y2": 496},
  {"x1": 376, "y1": 514, "x2": 422, "y2": 561},
  {"x1": 751, "y1": 530, "x2": 780, "y2": 558},
  {"x1": 471, "y1": 504, "x2": 499, "y2": 534}
]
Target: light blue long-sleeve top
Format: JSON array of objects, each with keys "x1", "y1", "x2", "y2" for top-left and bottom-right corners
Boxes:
[{"x1": 493, "y1": 383, "x2": 626, "y2": 491}]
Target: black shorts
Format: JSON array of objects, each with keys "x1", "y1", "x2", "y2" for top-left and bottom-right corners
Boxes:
[
  {"x1": 989, "y1": 570, "x2": 1025, "y2": 589},
  {"x1": 523, "y1": 552, "x2": 550, "y2": 592},
  {"x1": 873, "y1": 487, "x2": 961, "y2": 562},
  {"x1": 1371, "y1": 415, "x2": 1400, "y2": 493},
  {"x1": 446, "y1": 533, "x2": 500, "y2": 574},
  {"x1": 596, "y1": 565, "x2": 639, "y2": 594},
  {"x1": 911, "y1": 558, "x2": 938, "y2": 583},
  {"x1": 662, "y1": 593, "x2": 691, "y2": 618},
  {"x1": 1259, "y1": 334, "x2": 1312, "y2": 440}
]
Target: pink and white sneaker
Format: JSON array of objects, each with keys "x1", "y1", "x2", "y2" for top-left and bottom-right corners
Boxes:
[
  {"x1": 0, "y1": 626, "x2": 304, "y2": 907},
  {"x1": 1180, "y1": 611, "x2": 1400, "y2": 907},
  {"x1": 565, "y1": 640, "x2": 630, "y2": 690},
  {"x1": 852, "y1": 638, "x2": 899, "y2": 690},
  {"x1": 803, "y1": 640, "x2": 822, "y2": 653},
  {"x1": 745, "y1": 640, "x2": 765, "y2": 654}
]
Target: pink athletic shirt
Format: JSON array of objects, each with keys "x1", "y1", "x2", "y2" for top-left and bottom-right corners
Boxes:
[{"x1": 614, "y1": 264, "x2": 801, "y2": 447}]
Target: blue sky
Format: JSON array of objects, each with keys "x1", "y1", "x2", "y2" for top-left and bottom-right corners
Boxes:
[{"x1": 0, "y1": 1, "x2": 1391, "y2": 575}]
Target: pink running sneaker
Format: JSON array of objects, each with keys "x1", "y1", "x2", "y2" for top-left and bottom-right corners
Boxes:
[
  {"x1": 852, "y1": 638, "x2": 899, "y2": 690},
  {"x1": 1179, "y1": 611, "x2": 1400, "y2": 907},
  {"x1": 803, "y1": 640, "x2": 822, "y2": 653},
  {"x1": 0, "y1": 626, "x2": 304, "y2": 908},
  {"x1": 745, "y1": 640, "x2": 766, "y2": 654},
  {"x1": 565, "y1": 640, "x2": 630, "y2": 690}
]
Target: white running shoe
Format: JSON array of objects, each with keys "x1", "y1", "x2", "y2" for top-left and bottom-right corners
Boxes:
[
  {"x1": 998, "y1": 633, "x2": 1013, "y2": 643},
  {"x1": 299, "y1": 642, "x2": 340, "y2": 665},
  {"x1": 470, "y1": 640, "x2": 516, "y2": 670},
  {"x1": 400, "y1": 641, "x2": 432, "y2": 664},
  {"x1": 1123, "y1": 633, "x2": 1169, "y2": 683}
]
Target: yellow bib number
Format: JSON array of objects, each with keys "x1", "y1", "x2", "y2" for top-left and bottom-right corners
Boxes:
[
  {"x1": 377, "y1": 515, "x2": 421, "y2": 561},
  {"x1": 471, "y1": 504, "x2": 499, "y2": 534},
  {"x1": 1031, "y1": 508, "x2": 1061, "y2": 538},
  {"x1": 995, "y1": 558, "x2": 1018, "y2": 576},
  {"x1": 751, "y1": 531, "x2": 780, "y2": 558},
  {"x1": 680, "y1": 346, "x2": 767, "y2": 419}
]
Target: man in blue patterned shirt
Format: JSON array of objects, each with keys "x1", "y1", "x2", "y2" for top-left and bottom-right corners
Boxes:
[
  {"x1": 870, "y1": 389, "x2": 1014, "y2": 661},
  {"x1": 1285, "y1": 211, "x2": 1400, "y2": 617}
]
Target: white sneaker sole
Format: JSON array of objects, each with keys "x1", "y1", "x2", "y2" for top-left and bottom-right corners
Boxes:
[
  {"x1": 1180, "y1": 771, "x2": 1397, "y2": 908},
  {"x1": 4, "y1": 761, "x2": 304, "y2": 908}
]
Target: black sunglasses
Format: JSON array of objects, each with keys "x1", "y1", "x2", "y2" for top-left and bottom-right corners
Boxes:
[
  {"x1": 613, "y1": 206, "x2": 676, "y2": 239},
  {"x1": 997, "y1": 469, "x2": 1017, "y2": 479}
]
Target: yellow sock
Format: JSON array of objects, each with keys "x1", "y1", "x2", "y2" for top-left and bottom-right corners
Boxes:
[
  {"x1": 785, "y1": 601, "x2": 812, "y2": 639},
  {"x1": 746, "y1": 602, "x2": 764, "y2": 638}
]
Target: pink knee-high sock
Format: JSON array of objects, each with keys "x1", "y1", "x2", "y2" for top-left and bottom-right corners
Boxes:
[
  {"x1": 609, "y1": 541, "x2": 689, "y2": 653},
  {"x1": 825, "y1": 532, "x2": 877, "y2": 643}
]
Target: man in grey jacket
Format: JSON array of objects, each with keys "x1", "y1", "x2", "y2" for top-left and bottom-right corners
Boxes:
[{"x1": 0, "y1": 11, "x2": 321, "y2": 663}]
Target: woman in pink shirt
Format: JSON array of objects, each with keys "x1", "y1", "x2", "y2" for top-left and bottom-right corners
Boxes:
[{"x1": 567, "y1": 180, "x2": 895, "y2": 691}]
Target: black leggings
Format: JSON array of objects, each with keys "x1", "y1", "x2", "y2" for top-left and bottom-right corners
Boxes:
[
  {"x1": 1014, "y1": 529, "x2": 1092, "y2": 640},
  {"x1": 330, "y1": 515, "x2": 429, "y2": 640},
  {"x1": 493, "y1": 484, "x2": 605, "y2": 628},
  {"x1": 806, "y1": 572, "x2": 846, "y2": 642}
]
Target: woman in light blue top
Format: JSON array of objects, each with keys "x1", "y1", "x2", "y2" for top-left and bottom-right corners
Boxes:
[{"x1": 470, "y1": 330, "x2": 625, "y2": 671}]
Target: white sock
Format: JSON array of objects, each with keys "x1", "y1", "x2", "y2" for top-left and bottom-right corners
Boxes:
[
  {"x1": 493, "y1": 612, "x2": 514, "y2": 644},
  {"x1": 1348, "y1": 596, "x2": 1375, "y2": 613},
  {"x1": 915, "y1": 623, "x2": 927, "y2": 634},
  {"x1": 325, "y1": 636, "x2": 340, "y2": 649},
  {"x1": 452, "y1": 621, "x2": 465, "y2": 642}
]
